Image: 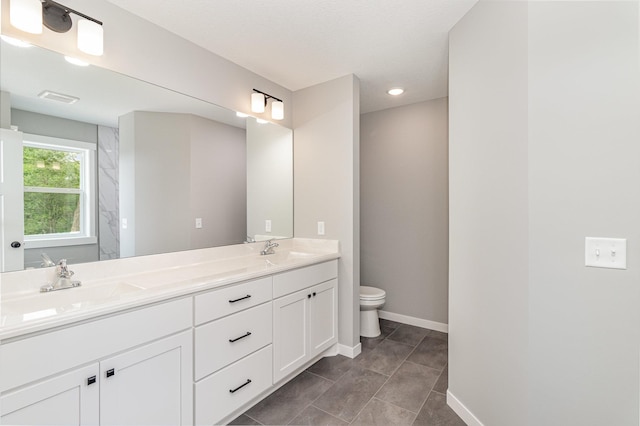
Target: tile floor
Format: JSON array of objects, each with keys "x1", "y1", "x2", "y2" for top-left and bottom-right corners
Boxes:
[{"x1": 230, "y1": 319, "x2": 466, "y2": 425}]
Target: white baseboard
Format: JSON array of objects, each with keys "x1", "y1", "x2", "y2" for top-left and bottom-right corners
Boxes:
[
  {"x1": 338, "y1": 342, "x2": 362, "y2": 359},
  {"x1": 378, "y1": 310, "x2": 448, "y2": 333},
  {"x1": 447, "y1": 390, "x2": 484, "y2": 426}
]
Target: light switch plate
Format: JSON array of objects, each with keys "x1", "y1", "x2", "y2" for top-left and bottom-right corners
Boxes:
[
  {"x1": 585, "y1": 237, "x2": 627, "y2": 269},
  {"x1": 265, "y1": 220, "x2": 272, "y2": 232},
  {"x1": 317, "y1": 221, "x2": 325, "y2": 236},
  {"x1": 195, "y1": 218, "x2": 203, "y2": 229}
]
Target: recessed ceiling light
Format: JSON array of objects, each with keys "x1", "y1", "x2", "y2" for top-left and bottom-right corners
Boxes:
[
  {"x1": 0, "y1": 35, "x2": 32, "y2": 48},
  {"x1": 64, "y1": 56, "x2": 89, "y2": 67},
  {"x1": 387, "y1": 88, "x2": 404, "y2": 96}
]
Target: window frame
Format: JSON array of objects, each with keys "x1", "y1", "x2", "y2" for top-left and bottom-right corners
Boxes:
[{"x1": 22, "y1": 133, "x2": 97, "y2": 248}]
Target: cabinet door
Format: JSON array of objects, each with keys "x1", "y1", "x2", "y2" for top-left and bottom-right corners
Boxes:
[
  {"x1": 100, "y1": 331, "x2": 193, "y2": 426},
  {"x1": 309, "y1": 279, "x2": 338, "y2": 356},
  {"x1": 272, "y1": 288, "x2": 309, "y2": 383},
  {"x1": 0, "y1": 363, "x2": 99, "y2": 426}
]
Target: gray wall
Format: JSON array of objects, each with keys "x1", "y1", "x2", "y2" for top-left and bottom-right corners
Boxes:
[
  {"x1": 361, "y1": 98, "x2": 448, "y2": 325},
  {"x1": 293, "y1": 74, "x2": 360, "y2": 350},
  {"x1": 246, "y1": 117, "x2": 293, "y2": 240},
  {"x1": 449, "y1": 1, "x2": 640, "y2": 425},
  {"x1": 119, "y1": 111, "x2": 246, "y2": 258}
]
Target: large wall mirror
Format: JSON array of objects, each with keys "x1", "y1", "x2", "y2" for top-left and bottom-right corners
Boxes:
[{"x1": 0, "y1": 39, "x2": 293, "y2": 272}]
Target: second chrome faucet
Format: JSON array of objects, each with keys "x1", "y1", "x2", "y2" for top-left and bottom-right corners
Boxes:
[{"x1": 260, "y1": 239, "x2": 279, "y2": 256}]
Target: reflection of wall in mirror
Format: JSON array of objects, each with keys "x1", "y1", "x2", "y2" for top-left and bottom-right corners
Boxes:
[
  {"x1": 119, "y1": 111, "x2": 247, "y2": 258},
  {"x1": 246, "y1": 118, "x2": 293, "y2": 241}
]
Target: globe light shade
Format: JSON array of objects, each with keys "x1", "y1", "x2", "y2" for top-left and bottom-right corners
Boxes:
[
  {"x1": 77, "y1": 19, "x2": 104, "y2": 56},
  {"x1": 10, "y1": 0, "x2": 43, "y2": 34},
  {"x1": 271, "y1": 100, "x2": 284, "y2": 120},
  {"x1": 251, "y1": 92, "x2": 265, "y2": 113}
]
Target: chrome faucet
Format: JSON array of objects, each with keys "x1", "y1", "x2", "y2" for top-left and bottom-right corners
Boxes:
[
  {"x1": 40, "y1": 259, "x2": 82, "y2": 292},
  {"x1": 260, "y1": 239, "x2": 279, "y2": 256}
]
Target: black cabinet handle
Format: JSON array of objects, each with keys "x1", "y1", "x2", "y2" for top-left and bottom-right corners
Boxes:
[
  {"x1": 87, "y1": 375, "x2": 96, "y2": 385},
  {"x1": 313, "y1": 292, "x2": 316, "y2": 297},
  {"x1": 229, "y1": 331, "x2": 252, "y2": 343},
  {"x1": 106, "y1": 368, "x2": 115, "y2": 378},
  {"x1": 229, "y1": 379, "x2": 252, "y2": 393},
  {"x1": 10, "y1": 241, "x2": 21, "y2": 248},
  {"x1": 308, "y1": 294, "x2": 311, "y2": 299},
  {"x1": 229, "y1": 295, "x2": 251, "y2": 303}
]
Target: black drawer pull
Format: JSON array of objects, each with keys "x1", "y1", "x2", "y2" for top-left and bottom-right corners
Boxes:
[
  {"x1": 308, "y1": 294, "x2": 311, "y2": 299},
  {"x1": 87, "y1": 375, "x2": 96, "y2": 386},
  {"x1": 229, "y1": 379, "x2": 252, "y2": 393},
  {"x1": 229, "y1": 295, "x2": 251, "y2": 303},
  {"x1": 106, "y1": 369, "x2": 115, "y2": 378},
  {"x1": 229, "y1": 332, "x2": 252, "y2": 343},
  {"x1": 313, "y1": 292, "x2": 316, "y2": 297}
]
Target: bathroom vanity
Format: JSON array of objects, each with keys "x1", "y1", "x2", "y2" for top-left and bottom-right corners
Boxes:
[{"x1": 0, "y1": 238, "x2": 339, "y2": 425}]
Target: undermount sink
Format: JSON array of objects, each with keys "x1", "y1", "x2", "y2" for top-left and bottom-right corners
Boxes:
[{"x1": 1, "y1": 282, "x2": 146, "y2": 322}]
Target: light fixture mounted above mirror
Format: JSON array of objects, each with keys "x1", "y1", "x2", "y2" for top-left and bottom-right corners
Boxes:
[
  {"x1": 251, "y1": 88, "x2": 284, "y2": 120},
  {"x1": 9, "y1": 0, "x2": 104, "y2": 56}
]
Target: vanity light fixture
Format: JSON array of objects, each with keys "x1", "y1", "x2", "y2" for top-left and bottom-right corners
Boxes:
[
  {"x1": 387, "y1": 88, "x2": 404, "y2": 96},
  {"x1": 9, "y1": 0, "x2": 104, "y2": 56},
  {"x1": 251, "y1": 89, "x2": 284, "y2": 120}
]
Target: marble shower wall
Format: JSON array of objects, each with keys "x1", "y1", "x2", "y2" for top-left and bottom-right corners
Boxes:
[{"x1": 97, "y1": 126, "x2": 120, "y2": 260}]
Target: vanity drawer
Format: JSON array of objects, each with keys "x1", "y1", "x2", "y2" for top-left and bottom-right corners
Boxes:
[
  {"x1": 273, "y1": 260, "x2": 338, "y2": 298},
  {"x1": 194, "y1": 277, "x2": 272, "y2": 325},
  {"x1": 195, "y1": 345, "x2": 272, "y2": 426},
  {"x1": 194, "y1": 302, "x2": 272, "y2": 380}
]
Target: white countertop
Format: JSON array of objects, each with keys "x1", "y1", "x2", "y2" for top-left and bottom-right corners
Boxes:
[{"x1": 0, "y1": 238, "x2": 340, "y2": 341}]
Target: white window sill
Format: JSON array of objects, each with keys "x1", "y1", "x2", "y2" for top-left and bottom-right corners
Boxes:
[{"x1": 24, "y1": 236, "x2": 98, "y2": 249}]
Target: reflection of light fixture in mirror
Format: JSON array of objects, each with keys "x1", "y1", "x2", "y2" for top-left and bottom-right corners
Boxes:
[
  {"x1": 9, "y1": 0, "x2": 104, "y2": 56},
  {"x1": 64, "y1": 56, "x2": 89, "y2": 66},
  {"x1": 256, "y1": 118, "x2": 268, "y2": 124},
  {"x1": 251, "y1": 89, "x2": 284, "y2": 120},
  {"x1": 0, "y1": 35, "x2": 32, "y2": 48},
  {"x1": 236, "y1": 112, "x2": 249, "y2": 118},
  {"x1": 10, "y1": 0, "x2": 42, "y2": 34}
]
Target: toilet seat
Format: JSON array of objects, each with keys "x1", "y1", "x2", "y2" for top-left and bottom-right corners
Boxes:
[{"x1": 360, "y1": 286, "x2": 386, "y2": 300}]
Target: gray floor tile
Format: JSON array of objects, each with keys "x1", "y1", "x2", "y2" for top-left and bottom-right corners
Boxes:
[
  {"x1": 432, "y1": 364, "x2": 448, "y2": 394},
  {"x1": 380, "y1": 319, "x2": 402, "y2": 330},
  {"x1": 387, "y1": 324, "x2": 430, "y2": 347},
  {"x1": 351, "y1": 398, "x2": 417, "y2": 425},
  {"x1": 246, "y1": 371, "x2": 332, "y2": 425},
  {"x1": 357, "y1": 339, "x2": 415, "y2": 376},
  {"x1": 360, "y1": 325, "x2": 395, "y2": 352},
  {"x1": 307, "y1": 355, "x2": 354, "y2": 382},
  {"x1": 312, "y1": 366, "x2": 388, "y2": 422},
  {"x1": 376, "y1": 361, "x2": 441, "y2": 413},
  {"x1": 413, "y1": 392, "x2": 466, "y2": 426},
  {"x1": 228, "y1": 413, "x2": 262, "y2": 425},
  {"x1": 427, "y1": 330, "x2": 449, "y2": 341},
  {"x1": 407, "y1": 336, "x2": 448, "y2": 371},
  {"x1": 288, "y1": 405, "x2": 349, "y2": 425}
]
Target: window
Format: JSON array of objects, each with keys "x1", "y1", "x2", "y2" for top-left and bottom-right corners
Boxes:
[{"x1": 23, "y1": 134, "x2": 97, "y2": 248}]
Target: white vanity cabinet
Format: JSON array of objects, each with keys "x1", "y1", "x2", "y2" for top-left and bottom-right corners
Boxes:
[
  {"x1": 0, "y1": 363, "x2": 100, "y2": 425},
  {"x1": 193, "y1": 277, "x2": 274, "y2": 426},
  {"x1": 0, "y1": 298, "x2": 193, "y2": 426},
  {"x1": 272, "y1": 261, "x2": 338, "y2": 383}
]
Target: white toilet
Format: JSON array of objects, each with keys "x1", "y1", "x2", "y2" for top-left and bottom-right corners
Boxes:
[{"x1": 359, "y1": 286, "x2": 386, "y2": 337}]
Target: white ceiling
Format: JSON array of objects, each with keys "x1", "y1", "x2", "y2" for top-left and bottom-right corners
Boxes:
[{"x1": 107, "y1": 0, "x2": 478, "y2": 114}]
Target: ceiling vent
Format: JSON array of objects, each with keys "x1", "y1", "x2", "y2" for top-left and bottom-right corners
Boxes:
[{"x1": 37, "y1": 90, "x2": 79, "y2": 104}]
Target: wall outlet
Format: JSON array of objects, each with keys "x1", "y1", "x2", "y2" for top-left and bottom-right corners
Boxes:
[
  {"x1": 195, "y1": 218, "x2": 203, "y2": 229},
  {"x1": 585, "y1": 237, "x2": 627, "y2": 269},
  {"x1": 265, "y1": 220, "x2": 272, "y2": 232},
  {"x1": 317, "y1": 221, "x2": 325, "y2": 236}
]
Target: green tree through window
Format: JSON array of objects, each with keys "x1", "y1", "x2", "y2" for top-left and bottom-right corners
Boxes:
[{"x1": 23, "y1": 146, "x2": 82, "y2": 235}]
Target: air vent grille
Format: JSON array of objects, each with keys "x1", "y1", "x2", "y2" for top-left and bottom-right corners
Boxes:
[{"x1": 37, "y1": 90, "x2": 79, "y2": 105}]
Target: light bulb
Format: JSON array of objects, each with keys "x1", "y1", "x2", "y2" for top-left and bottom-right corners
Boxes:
[
  {"x1": 271, "y1": 101, "x2": 284, "y2": 120},
  {"x1": 251, "y1": 92, "x2": 265, "y2": 113}
]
